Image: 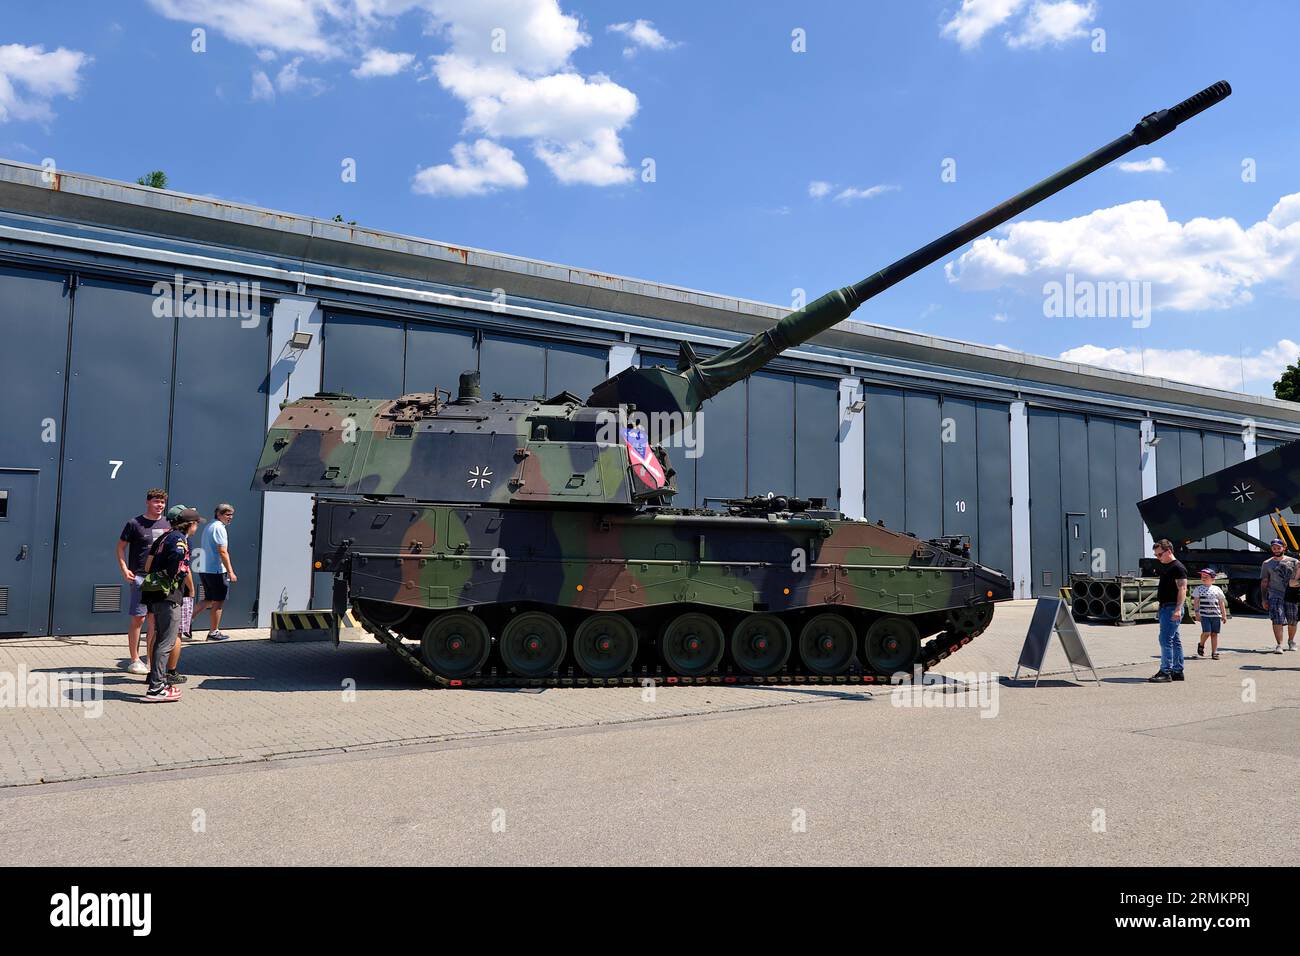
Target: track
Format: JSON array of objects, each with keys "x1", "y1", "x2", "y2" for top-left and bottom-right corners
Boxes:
[{"x1": 354, "y1": 608, "x2": 991, "y2": 689}]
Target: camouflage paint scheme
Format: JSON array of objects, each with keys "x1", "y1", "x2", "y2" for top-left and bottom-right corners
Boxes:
[{"x1": 313, "y1": 497, "x2": 1009, "y2": 620}]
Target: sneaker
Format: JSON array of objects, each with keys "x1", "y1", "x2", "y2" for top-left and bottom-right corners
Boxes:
[
  {"x1": 1288, "y1": 641, "x2": 1296, "y2": 651},
  {"x1": 143, "y1": 685, "x2": 181, "y2": 703},
  {"x1": 126, "y1": 659, "x2": 148, "y2": 675},
  {"x1": 1274, "y1": 644, "x2": 1285, "y2": 655},
  {"x1": 165, "y1": 670, "x2": 188, "y2": 685},
  {"x1": 206, "y1": 631, "x2": 230, "y2": 642},
  {"x1": 1171, "y1": 671, "x2": 1185, "y2": 682},
  {"x1": 1148, "y1": 671, "x2": 1172, "y2": 683}
]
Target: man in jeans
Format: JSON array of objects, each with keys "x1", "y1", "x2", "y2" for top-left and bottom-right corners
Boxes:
[
  {"x1": 1259, "y1": 539, "x2": 1300, "y2": 653},
  {"x1": 1150, "y1": 538, "x2": 1189, "y2": 683},
  {"x1": 115, "y1": 489, "x2": 171, "y2": 675}
]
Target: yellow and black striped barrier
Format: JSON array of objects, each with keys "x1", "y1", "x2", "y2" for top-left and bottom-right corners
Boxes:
[{"x1": 270, "y1": 610, "x2": 338, "y2": 643}]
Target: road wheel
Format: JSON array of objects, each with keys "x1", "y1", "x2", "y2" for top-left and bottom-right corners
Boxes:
[
  {"x1": 420, "y1": 612, "x2": 491, "y2": 679},
  {"x1": 573, "y1": 613, "x2": 638, "y2": 678},
  {"x1": 729, "y1": 614, "x2": 792, "y2": 676},
  {"x1": 862, "y1": 616, "x2": 921, "y2": 674},
  {"x1": 660, "y1": 613, "x2": 725, "y2": 677},
  {"x1": 499, "y1": 611, "x2": 567, "y2": 678},
  {"x1": 798, "y1": 613, "x2": 856, "y2": 675}
]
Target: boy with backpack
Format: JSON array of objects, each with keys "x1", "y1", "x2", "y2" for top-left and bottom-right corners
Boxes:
[{"x1": 140, "y1": 506, "x2": 204, "y2": 702}]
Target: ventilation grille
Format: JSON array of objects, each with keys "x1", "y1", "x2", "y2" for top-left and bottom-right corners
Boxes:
[
  {"x1": 92, "y1": 585, "x2": 121, "y2": 613},
  {"x1": 0, "y1": 587, "x2": 8, "y2": 616},
  {"x1": 1041, "y1": 571, "x2": 1054, "y2": 587}
]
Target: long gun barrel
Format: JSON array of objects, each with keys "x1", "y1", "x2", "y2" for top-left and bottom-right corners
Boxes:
[{"x1": 589, "y1": 82, "x2": 1232, "y2": 416}]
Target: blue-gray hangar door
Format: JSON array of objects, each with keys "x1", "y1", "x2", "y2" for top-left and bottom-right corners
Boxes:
[
  {"x1": 1027, "y1": 407, "x2": 1145, "y2": 596},
  {"x1": 861, "y1": 386, "x2": 1013, "y2": 577}
]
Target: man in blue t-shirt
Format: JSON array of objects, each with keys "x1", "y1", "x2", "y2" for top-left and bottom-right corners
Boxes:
[
  {"x1": 192, "y1": 503, "x2": 236, "y2": 641},
  {"x1": 115, "y1": 489, "x2": 171, "y2": 675}
]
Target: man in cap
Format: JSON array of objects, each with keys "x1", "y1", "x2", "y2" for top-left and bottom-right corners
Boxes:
[{"x1": 1260, "y1": 539, "x2": 1300, "y2": 653}]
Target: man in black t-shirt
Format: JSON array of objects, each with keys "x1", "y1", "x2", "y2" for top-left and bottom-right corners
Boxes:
[
  {"x1": 1150, "y1": 538, "x2": 1189, "y2": 683},
  {"x1": 115, "y1": 489, "x2": 170, "y2": 675}
]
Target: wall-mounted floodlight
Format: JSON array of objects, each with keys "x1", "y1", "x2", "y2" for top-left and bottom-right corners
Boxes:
[
  {"x1": 289, "y1": 330, "x2": 314, "y2": 350},
  {"x1": 846, "y1": 399, "x2": 866, "y2": 414}
]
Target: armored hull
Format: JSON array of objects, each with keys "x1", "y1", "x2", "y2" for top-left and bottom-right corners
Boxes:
[{"x1": 314, "y1": 495, "x2": 1010, "y2": 685}]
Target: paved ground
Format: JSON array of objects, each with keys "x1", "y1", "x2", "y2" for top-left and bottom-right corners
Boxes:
[{"x1": 1, "y1": 602, "x2": 1297, "y2": 865}]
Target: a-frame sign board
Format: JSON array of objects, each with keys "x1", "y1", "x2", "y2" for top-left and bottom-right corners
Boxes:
[{"x1": 1013, "y1": 597, "x2": 1101, "y2": 686}]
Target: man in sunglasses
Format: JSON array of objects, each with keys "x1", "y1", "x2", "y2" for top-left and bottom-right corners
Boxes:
[{"x1": 1150, "y1": 539, "x2": 1189, "y2": 683}]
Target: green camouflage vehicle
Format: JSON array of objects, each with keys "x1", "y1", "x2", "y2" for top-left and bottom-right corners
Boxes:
[{"x1": 253, "y1": 84, "x2": 1230, "y2": 687}]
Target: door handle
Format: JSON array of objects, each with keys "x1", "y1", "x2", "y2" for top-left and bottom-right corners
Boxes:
[{"x1": 18, "y1": 544, "x2": 29, "y2": 560}]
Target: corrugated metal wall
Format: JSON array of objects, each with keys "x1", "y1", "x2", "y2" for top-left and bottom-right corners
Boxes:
[
  {"x1": 0, "y1": 269, "x2": 269, "y2": 636},
  {"x1": 1027, "y1": 408, "x2": 1145, "y2": 594},
  {"x1": 862, "y1": 386, "x2": 1013, "y2": 575}
]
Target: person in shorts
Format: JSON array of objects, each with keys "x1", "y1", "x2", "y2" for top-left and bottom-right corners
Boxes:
[
  {"x1": 1259, "y1": 539, "x2": 1299, "y2": 654},
  {"x1": 192, "y1": 503, "x2": 236, "y2": 641},
  {"x1": 141, "y1": 507, "x2": 203, "y2": 701},
  {"x1": 115, "y1": 489, "x2": 170, "y2": 675},
  {"x1": 1192, "y1": 569, "x2": 1227, "y2": 660}
]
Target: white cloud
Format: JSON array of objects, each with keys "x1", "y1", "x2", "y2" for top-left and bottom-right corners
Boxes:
[
  {"x1": 808, "y1": 180, "x2": 832, "y2": 199},
  {"x1": 352, "y1": 48, "x2": 414, "y2": 77},
  {"x1": 251, "y1": 69, "x2": 275, "y2": 101},
  {"x1": 993, "y1": 312, "x2": 1010, "y2": 322},
  {"x1": 1006, "y1": 1, "x2": 1096, "y2": 48},
  {"x1": 608, "y1": 20, "x2": 678, "y2": 57},
  {"x1": 941, "y1": 0, "x2": 1095, "y2": 50},
  {"x1": 941, "y1": 0, "x2": 1026, "y2": 49},
  {"x1": 145, "y1": 0, "x2": 642, "y2": 190},
  {"x1": 0, "y1": 43, "x2": 91, "y2": 123},
  {"x1": 412, "y1": 138, "x2": 527, "y2": 196},
  {"x1": 146, "y1": 0, "x2": 343, "y2": 56},
  {"x1": 1117, "y1": 157, "x2": 1169, "y2": 174},
  {"x1": 425, "y1": 1, "x2": 639, "y2": 188},
  {"x1": 945, "y1": 193, "x2": 1300, "y2": 312},
  {"x1": 276, "y1": 56, "x2": 328, "y2": 95},
  {"x1": 833, "y1": 184, "x2": 899, "y2": 203},
  {"x1": 1059, "y1": 340, "x2": 1300, "y2": 392}
]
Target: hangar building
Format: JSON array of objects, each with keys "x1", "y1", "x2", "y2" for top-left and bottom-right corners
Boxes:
[{"x1": 1, "y1": 158, "x2": 1298, "y2": 637}]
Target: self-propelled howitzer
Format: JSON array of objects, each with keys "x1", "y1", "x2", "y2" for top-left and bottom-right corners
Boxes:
[{"x1": 254, "y1": 84, "x2": 1230, "y2": 687}]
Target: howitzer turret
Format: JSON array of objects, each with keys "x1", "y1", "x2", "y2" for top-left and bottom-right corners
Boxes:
[{"x1": 252, "y1": 85, "x2": 1231, "y2": 687}]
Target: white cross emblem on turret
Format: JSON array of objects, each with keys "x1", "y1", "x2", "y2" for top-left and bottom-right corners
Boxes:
[{"x1": 467, "y1": 466, "x2": 493, "y2": 489}]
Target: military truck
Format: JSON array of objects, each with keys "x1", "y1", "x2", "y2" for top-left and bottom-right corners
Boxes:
[{"x1": 253, "y1": 83, "x2": 1232, "y2": 687}]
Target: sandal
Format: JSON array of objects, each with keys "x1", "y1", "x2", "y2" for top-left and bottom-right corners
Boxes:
[
  {"x1": 1197, "y1": 642, "x2": 1205, "y2": 657},
  {"x1": 1211, "y1": 652, "x2": 1220, "y2": 660}
]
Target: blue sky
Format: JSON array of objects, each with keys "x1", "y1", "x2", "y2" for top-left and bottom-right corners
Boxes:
[{"x1": 2, "y1": 1, "x2": 1297, "y2": 395}]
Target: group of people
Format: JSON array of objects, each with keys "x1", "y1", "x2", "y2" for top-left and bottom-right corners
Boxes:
[
  {"x1": 116, "y1": 489, "x2": 238, "y2": 703},
  {"x1": 1148, "y1": 537, "x2": 1300, "y2": 682}
]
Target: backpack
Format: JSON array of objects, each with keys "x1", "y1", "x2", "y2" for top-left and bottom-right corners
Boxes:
[{"x1": 140, "y1": 533, "x2": 184, "y2": 603}]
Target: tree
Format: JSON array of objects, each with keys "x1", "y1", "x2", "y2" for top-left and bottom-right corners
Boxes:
[
  {"x1": 332, "y1": 214, "x2": 357, "y2": 225},
  {"x1": 1276, "y1": 358, "x2": 1300, "y2": 403},
  {"x1": 136, "y1": 171, "x2": 168, "y2": 189}
]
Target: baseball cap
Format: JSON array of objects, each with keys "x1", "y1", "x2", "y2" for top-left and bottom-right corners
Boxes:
[
  {"x1": 166, "y1": 505, "x2": 205, "y2": 526},
  {"x1": 1199, "y1": 568, "x2": 1216, "y2": 576},
  {"x1": 1271, "y1": 538, "x2": 1286, "y2": 547}
]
